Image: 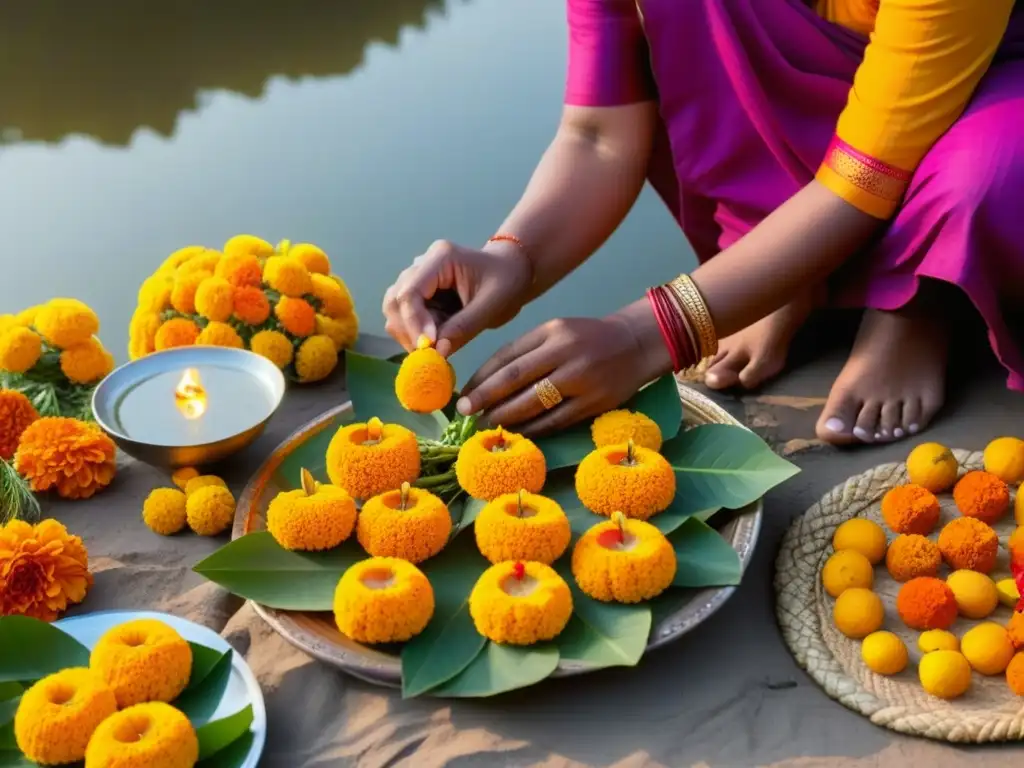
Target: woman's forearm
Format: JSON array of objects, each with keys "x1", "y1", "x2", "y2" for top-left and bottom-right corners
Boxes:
[{"x1": 487, "y1": 102, "x2": 658, "y2": 302}]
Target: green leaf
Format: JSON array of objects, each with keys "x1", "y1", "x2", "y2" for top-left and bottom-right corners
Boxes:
[
  {"x1": 0, "y1": 696, "x2": 17, "y2": 730},
  {"x1": 457, "y1": 497, "x2": 487, "y2": 534},
  {"x1": 430, "y1": 642, "x2": 559, "y2": 698},
  {"x1": 198, "y1": 732, "x2": 255, "y2": 768},
  {"x1": 662, "y1": 424, "x2": 799, "y2": 513},
  {"x1": 196, "y1": 705, "x2": 254, "y2": 760},
  {"x1": 669, "y1": 518, "x2": 742, "y2": 588},
  {"x1": 0, "y1": 745, "x2": 31, "y2": 768},
  {"x1": 534, "y1": 375, "x2": 682, "y2": 470},
  {"x1": 187, "y1": 643, "x2": 227, "y2": 692},
  {"x1": 0, "y1": 685, "x2": 20, "y2": 703},
  {"x1": 193, "y1": 532, "x2": 365, "y2": 611},
  {"x1": 174, "y1": 650, "x2": 233, "y2": 725},
  {"x1": 0, "y1": 617, "x2": 89, "y2": 683},
  {"x1": 344, "y1": 351, "x2": 447, "y2": 440}
]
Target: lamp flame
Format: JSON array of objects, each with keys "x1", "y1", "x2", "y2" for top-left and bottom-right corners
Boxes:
[{"x1": 175, "y1": 368, "x2": 207, "y2": 420}]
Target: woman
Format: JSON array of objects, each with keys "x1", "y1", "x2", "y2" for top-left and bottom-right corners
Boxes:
[{"x1": 382, "y1": 0, "x2": 1024, "y2": 444}]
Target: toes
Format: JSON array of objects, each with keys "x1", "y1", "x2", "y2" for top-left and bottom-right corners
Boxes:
[
  {"x1": 737, "y1": 355, "x2": 785, "y2": 390},
  {"x1": 902, "y1": 399, "x2": 922, "y2": 435},
  {"x1": 816, "y1": 388, "x2": 862, "y2": 445},
  {"x1": 919, "y1": 393, "x2": 944, "y2": 430},
  {"x1": 705, "y1": 349, "x2": 748, "y2": 390},
  {"x1": 879, "y1": 401, "x2": 903, "y2": 441},
  {"x1": 853, "y1": 401, "x2": 882, "y2": 443}
]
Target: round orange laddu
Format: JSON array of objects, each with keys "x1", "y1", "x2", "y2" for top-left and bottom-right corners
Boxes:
[
  {"x1": 885, "y1": 534, "x2": 941, "y2": 582},
  {"x1": 880, "y1": 484, "x2": 940, "y2": 536},
  {"x1": 896, "y1": 577, "x2": 958, "y2": 631},
  {"x1": 953, "y1": 470, "x2": 1010, "y2": 524},
  {"x1": 937, "y1": 517, "x2": 999, "y2": 573}
]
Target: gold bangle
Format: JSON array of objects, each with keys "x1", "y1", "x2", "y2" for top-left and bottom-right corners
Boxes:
[{"x1": 668, "y1": 275, "x2": 718, "y2": 359}]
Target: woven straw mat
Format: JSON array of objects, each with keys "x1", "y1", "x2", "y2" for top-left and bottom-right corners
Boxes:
[{"x1": 775, "y1": 449, "x2": 1024, "y2": 743}]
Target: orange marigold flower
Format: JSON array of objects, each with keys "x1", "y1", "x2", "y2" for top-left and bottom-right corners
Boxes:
[
  {"x1": 34, "y1": 299, "x2": 99, "y2": 349},
  {"x1": 315, "y1": 313, "x2": 359, "y2": 351},
  {"x1": 137, "y1": 275, "x2": 173, "y2": 313},
  {"x1": 275, "y1": 296, "x2": 316, "y2": 337},
  {"x1": 0, "y1": 518, "x2": 93, "y2": 620},
  {"x1": 880, "y1": 484, "x2": 941, "y2": 535},
  {"x1": 0, "y1": 315, "x2": 18, "y2": 336},
  {"x1": 937, "y1": 516, "x2": 999, "y2": 573},
  {"x1": 195, "y1": 321, "x2": 243, "y2": 349},
  {"x1": 232, "y1": 286, "x2": 271, "y2": 325},
  {"x1": 896, "y1": 576, "x2": 958, "y2": 631},
  {"x1": 455, "y1": 428, "x2": 546, "y2": 501},
  {"x1": 250, "y1": 329, "x2": 294, "y2": 368},
  {"x1": 310, "y1": 273, "x2": 352, "y2": 318},
  {"x1": 169, "y1": 270, "x2": 211, "y2": 315},
  {"x1": 289, "y1": 243, "x2": 331, "y2": 275},
  {"x1": 60, "y1": 337, "x2": 115, "y2": 384},
  {"x1": 214, "y1": 252, "x2": 263, "y2": 288},
  {"x1": 575, "y1": 441, "x2": 675, "y2": 520},
  {"x1": 953, "y1": 470, "x2": 1010, "y2": 524},
  {"x1": 224, "y1": 234, "x2": 274, "y2": 260},
  {"x1": 885, "y1": 534, "x2": 941, "y2": 582},
  {"x1": 0, "y1": 327, "x2": 43, "y2": 374},
  {"x1": 14, "y1": 417, "x2": 117, "y2": 500},
  {"x1": 0, "y1": 390, "x2": 39, "y2": 461},
  {"x1": 154, "y1": 318, "x2": 200, "y2": 351},
  {"x1": 128, "y1": 310, "x2": 161, "y2": 360},
  {"x1": 264, "y1": 256, "x2": 313, "y2": 297},
  {"x1": 174, "y1": 249, "x2": 222, "y2": 277},
  {"x1": 194, "y1": 276, "x2": 234, "y2": 322},
  {"x1": 157, "y1": 245, "x2": 207, "y2": 274},
  {"x1": 295, "y1": 335, "x2": 338, "y2": 382}
]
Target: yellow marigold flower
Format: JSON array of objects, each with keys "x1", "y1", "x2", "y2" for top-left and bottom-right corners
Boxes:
[
  {"x1": 357, "y1": 483, "x2": 451, "y2": 563},
  {"x1": 455, "y1": 427, "x2": 546, "y2": 501},
  {"x1": 84, "y1": 701, "x2": 199, "y2": 768},
  {"x1": 60, "y1": 337, "x2": 115, "y2": 384},
  {"x1": 310, "y1": 273, "x2": 352, "y2": 318},
  {"x1": 169, "y1": 270, "x2": 211, "y2": 315},
  {"x1": 195, "y1": 321, "x2": 243, "y2": 349},
  {"x1": 0, "y1": 518, "x2": 93, "y2": 620},
  {"x1": 157, "y1": 244, "x2": 207, "y2": 274},
  {"x1": 295, "y1": 334, "x2": 338, "y2": 383},
  {"x1": 15, "y1": 418, "x2": 117, "y2": 500},
  {"x1": 264, "y1": 256, "x2": 313, "y2": 298},
  {"x1": 34, "y1": 299, "x2": 99, "y2": 349},
  {"x1": 185, "y1": 485, "x2": 235, "y2": 536},
  {"x1": 0, "y1": 327, "x2": 43, "y2": 373},
  {"x1": 326, "y1": 418, "x2": 421, "y2": 500},
  {"x1": 267, "y1": 470, "x2": 357, "y2": 551},
  {"x1": 315, "y1": 313, "x2": 358, "y2": 351},
  {"x1": 396, "y1": 335, "x2": 454, "y2": 413},
  {"x1": 90, "y1": 619, "x2": 193, "y2": 708},
  {"x1": 0, "y1": 389, "x2": 39, "y2": 460},
  {"x1": 154, "y1": 318, "x2": 200, "y2": 351},
  {"x1": 214, "y1": 251, "x2": 263, "y2": 288},
  {"x1": 289, "y1": 243, "x2": 331, "y2": 275},
  {"x1": 571, "y1": 514, "x2": 677, "y2": 603},
  {"x1": 175, "y1": 249, "x2": 222, "y2": 277},
  {"x1": 142, "y1": 488, "x2": 188, "y2": 536},
  {"x1": 330, "y1": 274, "x2": 355, "y2": 306},
  {"x1": 232, "y1": 286, "x2": 271, "y2": 326},
  {"x1": 137, "y1": 275, "x2": 173, "y2": 313},
  {"x1": 591, "y1": 409, "x2": 663, "y2": 452},
  {"x1": 128, "y1": 310, "x2": 161, "y2": 360},
  {"x1": 14, "y1": 668, "x2": 117, "y2": 765},
  {"x1": 333, "y1": 557, "x2": 434, "y2": 643},
  {"x1": 250, "y1": 329, "x2": 294, "y2": 368},
  {"x1": 194, "y1": 276, "x2": 234, "y2": 322},
  {"x1": 184, "y1": 475, "x2": 226, "y2": 495},
  {"x1": 469, "y1": 561, "x2": 573, "y2": 645},
  {"x1": 15, "y1": 305, "x2": 41, "y2": 327},
  {"x1": 274, "y1": 296, "x2": 316, "y2": 337},
  {"x1": 170, "y1": 466, "x2": 199, "y2": 489},
  {"x1": 0, "y1": 314, "x2": 17, "y2": 337},
  {"x1": 474, "y1": 490, "x2": 571, "y2": 565},
  {"x1": 224, "y1": 234, "x2": 274, "y2": 260},
  {"x1": 575, "y1": 441, "x2": 676, "y2": 520}
]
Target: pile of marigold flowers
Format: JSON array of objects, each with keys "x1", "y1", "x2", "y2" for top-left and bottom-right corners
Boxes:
[
  {"x1": 11, "y1": 617, "x2": 202, "y2": 766},
  {"x1": 129, "y1": 235, "x2": 359, "y2": 383},
  {"x1": 822, "y1": 436, "x2": 1024, "y2": 700},
  {"x1": 141, "y1": 469, "x2": 236, "y2": 537}
]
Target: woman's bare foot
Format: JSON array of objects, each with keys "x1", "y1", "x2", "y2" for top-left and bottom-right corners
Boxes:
[
  {"x1": 704, "y1": 290, "x2": 819, "y2": 390},
  {"x1": 815, "y1": 306, "x2": 947, "y2": 445}
]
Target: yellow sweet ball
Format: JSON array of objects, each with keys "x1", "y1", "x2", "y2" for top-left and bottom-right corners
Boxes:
[
  {"x1": 356, "y1": 483, "x2": 451, "y2": 564},
  {"x1": 469, "y1": 561, "x2": 574, "y2": 645},
  {"x1": 997, "y1": 578, "x2": 1021, "y2": 609},
  {"x1": 946, "y1": 569, "x2": 999, "y2": 619},
  {"x1": 89, "y1": 619, "x2": 193, "y2": 708},
  {"x1": 184, "y1": 474, "x2": 227, "y2": 496},
  {"x1": 574, "y1": 440, "x2": 675, "y2": 520},
  {"x1": 84, "y1": 701, "x2": 199, "y2": 768},
  {"x1": 333, "y1": 557, "x2": 434, "y2": 643},
  {"x1": 833, "y1": 588, "x2": 884, "y2": 639},
  {"x1": 590, "y1": 409, "x2": 662, "y2": 452},
  {"x1": 919, "y1": 629, "x2": 960, "y2": 654},
  {"x1": 906, "y1": 442, "x2": 959, "y2": 493},
  {"x1": 861, "y1": 631, "x2": 908, "y2": 675},
  {"x1": 961, "y1": 622, "x2": 1016, "y2": 675},
  {"x1": 395, "y1": 335, "x2": 454, "y2": 414},
  {"x1": 821, "y1": 549, "x2": 874, "y2": 598},
  {"x1": 919, "y1": 650, "x2": 972, "y2": 699},
  {"x1": 266, "y1": 471, "x2": 357, "y2": 552},
  {"x1": 984, "y1": 437, "x2": 1024, "y2": 485},
  {"x1": 186, "y1": 485, "x2": 236, "y2": 536},
  {"x1": 832, "y1": 518, "x2": 888, "y2": 565},
  {"x1": 170, "y1": 466, "x2": 199, "y2": 490},
  {"x1": 474, "y1": 490, "x2": 571, "y2": 565},
  {"x1": 142, "y1": 487, "x2": 188, "y2": 536}
]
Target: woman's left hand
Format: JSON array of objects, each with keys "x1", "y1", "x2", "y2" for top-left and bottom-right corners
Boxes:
[{"x1": 456, "y1": 309, "x2": 669, "y2": 436}]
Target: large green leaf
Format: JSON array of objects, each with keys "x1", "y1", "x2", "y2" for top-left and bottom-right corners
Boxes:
[
  {"x1": 174, "y1": 650, "x2": 233, "y2": 725},
  {"x1": 0, "y1": 685, "x2": 19, "y2": 704},
  {"x1": 456, "y1": 497, "x2": 488, "y2": 534},
  {"x1": 187, "y1": 643, "x2": 226, "y2": 692},
  {"x1": 430, "y1": 642, "x2": 559, "y2": 698},
  {"x1": 193, "y1": 532, "x2": 365, "y2": 611},
  {"x1": 196, "y1": 705, "x2": 254, "y2": 760},
  {"x1": 662, "y1": 424, "x2": 799, "y2": 513},
  {"x1": 669, "y1": 518, "x2": 742, "y2": 588},
  {"x1": 0, "y1": 617, "x2": 89, "y2": 683},
  {"x1": 0, "y1": 746, "x2": 30, "y2": 768},
  {"x1": 0, "y1": 699, "x2": 17, "y2": 733},
  {"x1": 535, "y1": 375, "x2": 683, "y2": 470},
  {"x1": 198, "y1": 733, "x2": 255, "y2": 768},
  {"x1": 344, "y1": 351, "x2": 448, "y2": 439}
]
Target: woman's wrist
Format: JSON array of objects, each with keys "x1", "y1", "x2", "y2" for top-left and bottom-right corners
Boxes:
[{"x1": 610, "y1": 298, "x2": 674, "y2": 382}]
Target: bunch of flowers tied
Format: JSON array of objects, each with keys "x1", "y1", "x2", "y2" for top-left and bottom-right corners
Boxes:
[{"x1": 129, "y1": 234, "x2": 359, "y2": 383}]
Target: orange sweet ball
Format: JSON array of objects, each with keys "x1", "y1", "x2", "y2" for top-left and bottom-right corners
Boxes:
[
  {"x1": 1008, "y1": 611, "x2": 1024, "y2": 650},
  {"x1": 1007, "y1": 652, "x2": 1024, "y2": 696},
  {"x1": 885, "y1": 534, "x2": 942, "y2": 582},
  {"x1": 937, "y1": 517, "x2": 999, "y2": 573},
  {"x1": 953, "y1": 470, "x2": 1010, "y2": 524},
  {"x1": 880, "y1": 484, "x2": 940, "y2": 535},
  {"x1": 896, "y1": 577, "x2": 958, "y2": 631}
]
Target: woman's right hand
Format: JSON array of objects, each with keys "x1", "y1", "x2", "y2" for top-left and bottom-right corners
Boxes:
[{"x1": 382, "y1": 239, "x2": 533, "y2": 356}]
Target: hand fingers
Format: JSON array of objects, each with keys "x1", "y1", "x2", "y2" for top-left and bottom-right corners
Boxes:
[
  {"x1": 461, "y1": 328, "x2": 549, "y2": 400},
  {"x1": 382, "y1": 284, "x2": 413, "y2": 351},
  {"x1": 481, "y1": 365, "x2": 577, "y2": 429},
  {"x1": 383, "y1": 242, "x2": 459, "y2": 348},
  {"x1": 462, "y1": 346, "x2": 561, "y2": 422},
  {"x1": 518, "y1": 395, "x2": 600, "y2": 438}
]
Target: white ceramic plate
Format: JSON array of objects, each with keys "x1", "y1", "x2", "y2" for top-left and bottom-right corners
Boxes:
[{"x1": 55, "y1": 609, "x2": 266, "y2": 767}]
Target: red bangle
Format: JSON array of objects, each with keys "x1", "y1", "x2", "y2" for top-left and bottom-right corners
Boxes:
[
  {"x1": 647, "y1": 285, "x2": 698, "y2": 373},
  {"x1": 647, "y1": 287, "x2": 681, "y2": 372}
]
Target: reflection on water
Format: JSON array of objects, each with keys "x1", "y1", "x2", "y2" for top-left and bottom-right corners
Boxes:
[{"x1": 0, "y1": 0, "x2": 688, "y2": 379}]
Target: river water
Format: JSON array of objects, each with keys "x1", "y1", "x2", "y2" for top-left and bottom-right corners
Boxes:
[{"x1": 0, "y1": 0, "x2": 691, "y2": 378}]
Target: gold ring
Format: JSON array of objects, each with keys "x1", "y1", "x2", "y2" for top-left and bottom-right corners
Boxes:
[{"x1": 534, "y1": 378, "x2": 563, "y2": 410}]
